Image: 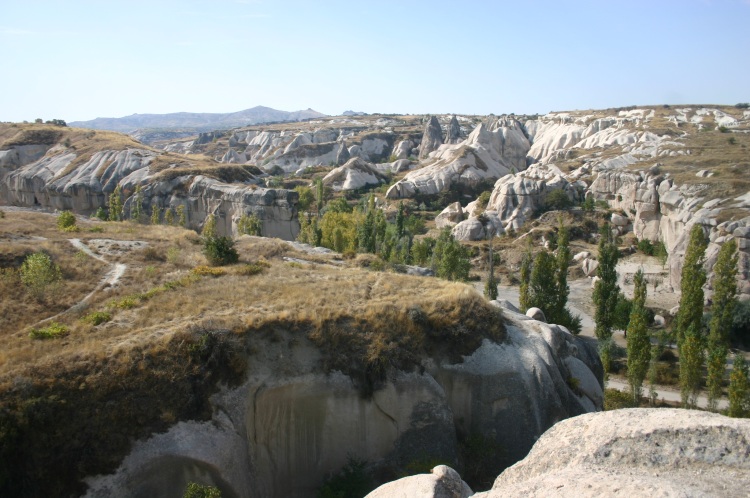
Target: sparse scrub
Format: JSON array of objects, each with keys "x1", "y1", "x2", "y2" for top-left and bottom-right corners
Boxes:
[
  {"x1": 28, "y1": 321, "x2": 69, "y2": 339},
  {"x1": 237, "y1": 213, "x2": 262, "y2": 236},
  {"x1": 183, "y1": 482, "x2": 222, "y2": 498},
  {"x1": 80, "y1": 311, "x2": 112, "y2": 326},
  {"x1": 192, "y1": 265, "x2": 226, "y2": 277}
]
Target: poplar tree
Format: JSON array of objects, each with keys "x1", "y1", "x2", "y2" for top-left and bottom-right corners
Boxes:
[
  {"x1": 676, "y1": 224, "x2": 707, "y2": 406},
  {"x1": 108, "y1": 185, "x2": 123, "y2": 221},
  {"x1": 627, "y1": 269, "x2": 650, "y2": 402},
  {"x1": 707, "y1": 239, "x2": 739, "y2": 410},
  {"x1": 729, "y1": 353, "x2": 750, "y2": 418},
  {"x1": 593, "y1": 223, "x2": 620, "y2": 377},
  {"x1": 150, "y1": 204, "x2": 161, "y2": 225},
  {"x1": 519, "y1": 242, "x2": 532, "y2": 313},
  {"x1": 551, "y1": 218, "x2": 570, "y2": 325}
]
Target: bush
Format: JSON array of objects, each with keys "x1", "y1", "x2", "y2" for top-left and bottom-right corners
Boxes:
[
  {"x1": 192, "y1": 265, "x2": 226, "y2": 277},
  {"x1": 0, "y1": 209, "x2": 5, "y2": 219},
  {"x1": 80, "y1": 311, "x2": 112, "y2": 326},
  {"x1": 732, "y1": 300, "x2": 750, "y2": 347},
  {"x1": 20, "y1": 252, "x2": 62, "y2": 300},
  {"x1": 476, "y1": 190, "x2": 492, "y2": 209},
  {"x1": 317, "y1": 457, "x2": 375, "y2": 498},
  {"x1": 719, "y1": 126, "x2": 729, "y2": 133},
  {"x1": 236, "y1": 259, "x2": 270, "y2": 276},
  {"x1": 736, "y1": 103, "x2": 750, "y2": 109},
  {"x1": 93, "y1": 207, "x2": 108, "y2": 221},
  {"x1": 540, "y1": 189, "x2": 572, "y2": 213},
  {"x1": 203, "y1": 236, "x2": 239, "y2": 266},
  {"x1": 237, "y1": 213, "x2": 262, "y2": 236},
  {"x1": 183, "y1": 482, "x2": 222, "y2": 498},
  {"x1": 604, "y1": 388, "x2": 637, "y2": 410},
  {"x1": 29, "y1": 322, "x2": 69, "y2": 340},
  {"x1": 56, "y1": 210, "x2": 78, "y2": 232}
]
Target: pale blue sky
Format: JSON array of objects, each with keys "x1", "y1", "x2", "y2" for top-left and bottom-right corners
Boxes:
[{"x1": 1, "y1": 0, "x2": 748, "y2": 122}]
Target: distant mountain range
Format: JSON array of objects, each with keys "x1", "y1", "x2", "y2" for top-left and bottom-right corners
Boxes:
[{"x1": 69, "y1": 106, "x2": 327, "y2": 133}]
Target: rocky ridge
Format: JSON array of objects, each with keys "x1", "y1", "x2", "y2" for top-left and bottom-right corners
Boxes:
[{"x1": 83, "y1": 299, "x2": 602, "y2": 498}]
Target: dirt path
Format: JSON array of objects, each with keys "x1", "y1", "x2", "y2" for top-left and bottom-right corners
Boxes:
[{"x1": 33, "y1": 239, "x2": 126, "y2": 327}]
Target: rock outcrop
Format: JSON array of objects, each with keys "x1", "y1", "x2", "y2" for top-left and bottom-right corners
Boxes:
[
  {"x1": 387, "y1": 118, "x2": 530, "y2": 199},
  {"x1": 419, "y1": 116, "x2": 444, "y2": 159},
  {"x1": 446, "y1": 116, "x2": 461, "y2": 144},
  {"x1": 83, "y1": 302, "x2": 602, "y2": 498},
  {"x1": 366, "y1": 465, "x2": 472, "y2": 498},
  {"x1": 322, "y1": 157, "x2": 389, "y2": 191},
  {"x1": 475, "y1": 409, "x2": 750, "y2": 498},
  {"x1": 0, "y1": 141, "x2": 300, "y2": 240}
]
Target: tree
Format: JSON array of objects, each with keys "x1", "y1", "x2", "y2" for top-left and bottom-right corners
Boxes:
[
  {"x1": 729, "y1": 353, "x2": 750, "y2": 417},
  {"x1": 519, "y1": 243, "x2": 532, "y2": 313},
  {"x1": 176, "y1": 205, "x2": 187, "y2": 227},
  {"x1": 130, "y1": 185, "x2": 143, "y2": 222},
  {"x1": 627, "y1": 269, "x2": 651, "y2": 403},
  {"x1": 550, "y1": 218, "x2": 571, "y2": 325},
  {"x1": 150, "y1": 204, "x2": 161, "y2": 225},
  {"x1": 294, "y1": 185, "x2": 315, "y2": 213},
  {"x1": 315, "y1": 178, "x2": 324, "y2": 219},
  {"x1": 108, "y1": 185, "x2": 123, "y2": 221},
  {"x1": 203, "y1": 236, "x2": 238, "y2": 266},
  {"x1": 56, "y1": 210, "x2": 77, "y2": 232},
  {"x1": 164, "y1": 207, "x2": 175, "y2": 226},
  {"x1": 675, "y1": 225, "x2": 708, "y2": 345},
  {"x1": 237, "y1": 213, "x2": 262, "y2": 236},
  {"x1": 20, "y1": 252, "x2": 62, "y2": 301},
  {"x1": 528, "y1": 251, "x2": 558, "y2": 314},
  {"x1": 706, "y1": 239, "x2": 739, "y2": 410},
  {"x1": 433, "y1": 228, "x2": 471, "y2": 281},
  {"x1": 593, "y1": 223, "x2": 620, "y2": 378},
  {"x1": 675, "y1": 224, "x2": 707, "y2": 406},
  {"x1": 396, "y1": 202, "x2": 406, "y2": 238},
  {"x1": 202, "y1": 214, "x2": 217, "y2": 239},
  {"x1": 482, "y1": 213, "x2": 498, "y2": 301}
]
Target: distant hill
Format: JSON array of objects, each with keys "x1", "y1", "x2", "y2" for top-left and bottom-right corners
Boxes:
[{"x1": 69, "y1": 106, "x2": 327, "y2": 133}]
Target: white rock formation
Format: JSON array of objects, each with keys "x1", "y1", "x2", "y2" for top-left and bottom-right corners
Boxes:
[
  {"x1": 83, "y1": 302, "x2": 602, "y2": 498},
  {"x1": 365, "y1": 465, "x2": 472, "y2": 498},
  {"x1": 419, "y1": 116, "x2": 444, "y2": 159},
  {"x1": 387, "y1": 117, "x2": 530, "y2": 199},
  {"x1": 475, "y1": 409, "x2": 750, "y2": 498},
  {"x1": 435, "y1": 202, "x2": 464, "y2": 229},
  {"x1": 322, "y1": 157, "x2": 388, "y2": 191}
]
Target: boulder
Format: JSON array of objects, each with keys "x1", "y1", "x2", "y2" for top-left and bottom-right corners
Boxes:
[
  {"x1": 322, "y1": 157, "x2": 388, "y2": 191},
  {"x1": 573, "y1": 251, "x2": 590, "y2": 262},
  {"x1": 365, "y1": 465, "x2": 472, "y2": 498},
  {"x1": 335, "y1": 140, "x2": 350, "y2": 165},
  {"x1": 435, "y1": 202, "x2": 464, "y2": 229},
  {"x1": 611, "y1": 213, "x2": 629, "y2": 226},
  {"x1": 581, "y1": 258, "x2": 599, "y2": 277},
  {"x1": 476, "y1": 409, "x2": 750, "y2": 498},
  {"x1": 419, "y1": 116, "x2": 444, "y2": 159},
  {"x1": 392, "y1": 140, "x2": 414, "y2": 160},
  {"x1": 653, "y1": 314, "x2": 666, "y2": 328},
  {"x1": 451, "y1": 218, "x2": 485, "y2": 241},
  {"x1": 525, "y1": 307, "x2": 546, "y2": 322}
]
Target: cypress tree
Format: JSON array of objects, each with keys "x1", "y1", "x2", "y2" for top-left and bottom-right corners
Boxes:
[
  {"x1": 519, "y1": 243, "x2": 532, "y2": 313},
  {"x1": 707, "y1": 239, "x2": 739, "y2": 410},
  {"x1": 593, "y1": 223, "x2": 620, "y2": 377},
  {"x1": 551, "y1": 218, "x2": 570, "y2": 325},
  {"x1": 627, "y1": 269, "x2": 651, "y2": 403},
  {"x1": 729, "y1": 353, "x2": 750, "y2": 418},
  {"x1": 676, "y1": 224, "x2": 707, "y2": 406}
]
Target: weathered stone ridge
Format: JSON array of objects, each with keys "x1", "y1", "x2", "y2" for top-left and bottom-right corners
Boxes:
[{"x1": 83, "y1": 305, "x2": 602, "y2": 498}]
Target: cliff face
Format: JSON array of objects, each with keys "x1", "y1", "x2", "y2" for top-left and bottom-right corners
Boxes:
[
  {"x1": 0, "y1": 127, "x2": 300, "y2": 240},
  {"x1": 83, "y1": 307, "x2": 602, "y2": 498}
]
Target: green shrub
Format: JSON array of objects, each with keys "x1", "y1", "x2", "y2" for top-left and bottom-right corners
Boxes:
[
  {"x1": 540, "y1": 189, "x2": 572, "y2": 213},
  {"x1": 317, "y1": 457, "x2": 374, "y2": 498},
  {"x1": 237, "y1": 260, "x2": 270, "y2": 276},
  {"x1": 183, "y1": 482, "x2": 222, "y2": 498},
  {"x1": 0, "y1": 209, "x2": 5, "y2": 218},
  {"x1": 57, "y1": 210, "x2": 78, "y2": 232},
  {"x1": 93, "y1": 207, "x2": 108, "y2": 221},
  {"x1": 203, "y1": 236, "x2": 239, "y2": 266},
  {"x1": 29, "y1": 322, "x2": 69, "y2": 339},
  {"x1": 20, "y1": 252, "x2": 62, "y2": 300},
  {"x1": 81, "y1": 311, "x2": 112, "y2": 326},
  {"x1": 476, "y1": 190, "x2": 492, "y2": 209},
  {"x1": 88, "y1": 226, "x2": 104, "y2": 233},
  {"x1": 237, "y1": 213, "x2": 262, "y2": 236},
  {"x1": 166, "y1": 247, "x2": 181, "y2": 265},
  {"x1": 604, "y1": 388, "x2": 637, "y2": 410},
  {"x1": 192, "y1": 265, "x2": 226, "y2": 277},
  {"x1": 718, "y1": 125, "x2": 729, "y2": 133}
]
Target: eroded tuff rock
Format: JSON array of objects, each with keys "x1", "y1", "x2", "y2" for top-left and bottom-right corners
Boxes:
[
  {"x1": 419, "y1": 116, "x2": 445, "y2": 159},
  {"x1": 445, "y1": 116, "x2": 461, "y2": 145},
  {"x1": 322, "y1": 157, "x2": 389, "y2": 191},
  {"x1": 589, "y1": 169, "x2": 750, "y2": 301},
  {"x1": 83, "y1": 304, "x2": 602, "y2": 498},
  {"x1": 475, "y1": 409, "x2": 750, "y2": 498},
  {"x1": 387, "y1": 117, "x2": 530, "y2": 199},
  {"x1": 0, "y1": 144, "x2": 300, "y2": 240},
  {"x1": 365, "y1": 465, "x2": 472, "y2": 498}
]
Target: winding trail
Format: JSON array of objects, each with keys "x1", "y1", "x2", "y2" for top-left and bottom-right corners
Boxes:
[{"x1": 33, "y1": 239, "x2": 126, "y2": 327}]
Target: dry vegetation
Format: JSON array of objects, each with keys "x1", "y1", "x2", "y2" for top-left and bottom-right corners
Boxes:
[{"x1": 0, "y1": 209, "x2": 505, "y2": 497}]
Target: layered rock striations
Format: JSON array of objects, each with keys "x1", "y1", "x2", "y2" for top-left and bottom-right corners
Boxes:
[{"x1": 0, "y1": 136, "x2": 299, "y2": 240}]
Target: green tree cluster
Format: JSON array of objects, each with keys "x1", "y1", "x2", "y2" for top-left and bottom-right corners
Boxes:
[
  {"x1": 729, "y1": 353, "x2": 750, "y2": 417},
  {"x1": 20, "y1": 252, "x2": 62, "y2": 301},
  {"x1": 238, "y1": 213, "x2": 263, "y2": 236}
]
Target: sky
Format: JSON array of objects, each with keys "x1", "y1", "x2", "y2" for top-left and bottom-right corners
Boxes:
[{"x1": 1, "y1": 0, "x2": 748, "y2": 122}]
